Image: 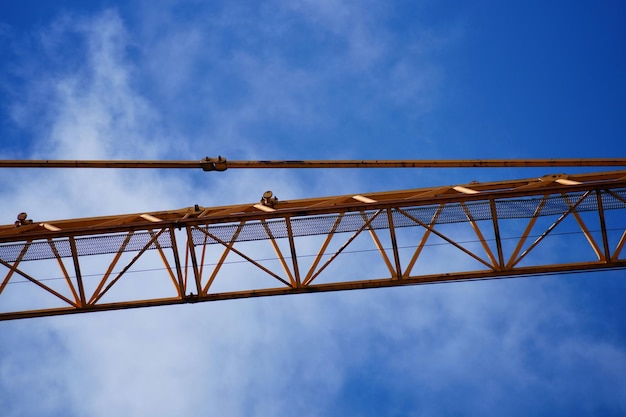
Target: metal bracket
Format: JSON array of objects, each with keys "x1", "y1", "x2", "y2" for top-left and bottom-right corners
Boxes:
[{"x1": 201, "y1": 156, "x2": 228, "y2": 172}]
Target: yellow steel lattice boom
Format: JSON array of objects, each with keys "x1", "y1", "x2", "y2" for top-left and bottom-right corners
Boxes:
[{"x1": 1, "y1": 162, "x2": 626, "y2": 320}]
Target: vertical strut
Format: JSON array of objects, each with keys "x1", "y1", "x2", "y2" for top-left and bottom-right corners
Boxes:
[
  {"x1": 169, "y1": 227, "x2": 186, "y2": 298},
  {"x1": 386, "y1": 208, "x2": 403, "y2": 279},
  {"x1": 69, "y1": 237, "x2": 87, "y2": 307},
  {"x1": 595, "y1": 190, "x2": 611, "y2": 262},
  {"x1": 489, "y1": 199, "x2": 505, "y2": 270},
  {"x1": 185, "y1": 226, "x2": 203, "y2": 296},
  {"x1": 285, "y1": 218, "x2": 301, "y2": 287}
]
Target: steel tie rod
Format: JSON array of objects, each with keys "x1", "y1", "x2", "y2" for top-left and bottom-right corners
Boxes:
[{"x1": 1, "y1": 157, "x2": 626, "y2": 170}]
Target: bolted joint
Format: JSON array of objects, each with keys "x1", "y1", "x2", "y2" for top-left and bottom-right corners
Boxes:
[
  {"x1": 185, "y1": 292, "x2": 200, "y2": 303},
  {"x1": 201, "y1": 156, "x2": 228, "y2": 172},
  {"x1": 14, "y1": 212, "x2": 33, "y2": 227},
  {"x1": 261, "y1": 190, "x2": 278, "y2": 208}
]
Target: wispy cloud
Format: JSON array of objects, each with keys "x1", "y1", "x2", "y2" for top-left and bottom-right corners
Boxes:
[{"x1": 124, "y1": 0, "x2": 450, "y2": 163}]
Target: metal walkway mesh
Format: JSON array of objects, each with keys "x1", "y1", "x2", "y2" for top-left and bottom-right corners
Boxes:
[{"x1": 2, "y1": 190, "x2": 625, "y2": 262}]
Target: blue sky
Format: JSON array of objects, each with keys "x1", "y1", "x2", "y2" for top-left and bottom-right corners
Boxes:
[{"x1": 1, "y1": 1, "x2": 625, "y2": 416}]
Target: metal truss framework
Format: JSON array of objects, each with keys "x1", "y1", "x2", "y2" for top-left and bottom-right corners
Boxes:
[{"x1": 1, "y1": 170, "x2": 625, "y2": 320}]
